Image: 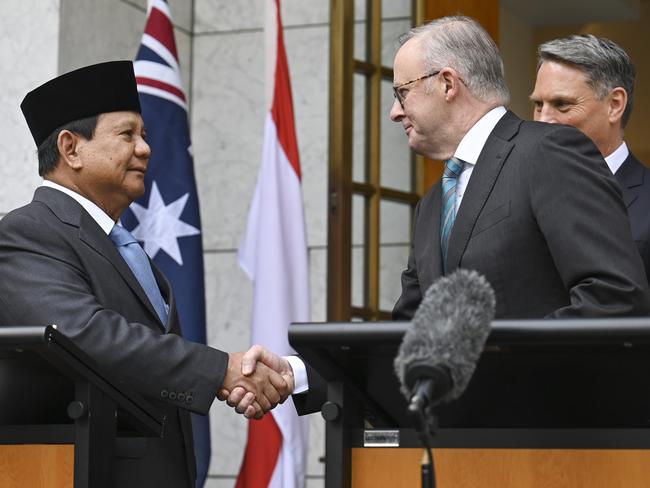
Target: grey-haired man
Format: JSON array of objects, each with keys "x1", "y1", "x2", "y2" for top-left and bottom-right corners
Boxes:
[
  {"x1": 531, "y1": 34, "x2": 650, "y2": 278},
  {"x1": 225, "y1": 16, "x2": 650, "y2": 420}
]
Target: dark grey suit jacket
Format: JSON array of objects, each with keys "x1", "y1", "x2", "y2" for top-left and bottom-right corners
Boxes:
[
  {"x1": 0, "y1": 187, "x2": 227, "y2": 488},
  {"x1": 615, "y1": 152, "x2": 650, "y2": 280},
  {"x1": 393, "y1": 111, "x2": 650, "y2": 320}
]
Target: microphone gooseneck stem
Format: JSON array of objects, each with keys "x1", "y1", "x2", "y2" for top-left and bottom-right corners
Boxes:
[
  {"x1": 409, "y1": 401, "x2": 437, "y2": 488},
  {"x1": 421, "y1": 447, "x2": 435, "y2": 488}
]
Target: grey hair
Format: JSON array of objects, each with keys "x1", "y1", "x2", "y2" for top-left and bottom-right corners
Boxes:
[
  {"x1": 538, "y1": 34, "x2": 635, "y2": 127},
  {"x1": 399, "y1": 16, "x2": 510, "y2": 106}
]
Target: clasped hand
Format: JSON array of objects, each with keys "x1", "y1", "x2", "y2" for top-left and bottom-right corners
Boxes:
[{"x1": 217, "y1": 345, "x2": 295, "y2": 419}]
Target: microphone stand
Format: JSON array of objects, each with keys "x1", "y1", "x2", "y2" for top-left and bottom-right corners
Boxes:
[
  {"x1": 421, "y1": 446, "x2": 435, "y2": 488},
  {"x1": 405, "y1": 366, "x2": 451, "y2": 488},
  {"x1": 408, "y1": 393, "x2": 438, "y2": 488}
]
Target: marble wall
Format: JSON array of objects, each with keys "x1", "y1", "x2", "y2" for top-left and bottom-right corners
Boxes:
[
  {"x1": 58, "y1": 0, "x2": 193, "y2": 100},
  {"x1": 0, "y1": 0, "x2": 60, "y2": 214},
  {"x1": 192, "y1": 2, "x2": 332, "y2": 485}
]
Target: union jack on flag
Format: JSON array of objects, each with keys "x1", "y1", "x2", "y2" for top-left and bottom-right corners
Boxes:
[
  {"x1": 120, "y1": 1, "x2": 211, "y2": 486},
  {"x1": 134, "y1": 1, "x2": 187, "y2": 110}
]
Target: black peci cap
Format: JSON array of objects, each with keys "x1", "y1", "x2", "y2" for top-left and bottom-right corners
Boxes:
[{"x1": 20, "y1": 60, "x2": 141, "y2": 147}]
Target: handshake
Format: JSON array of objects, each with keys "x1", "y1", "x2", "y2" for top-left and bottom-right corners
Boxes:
[{"x1": 217, "y1": 345, "x2": 296, "y2": 419}]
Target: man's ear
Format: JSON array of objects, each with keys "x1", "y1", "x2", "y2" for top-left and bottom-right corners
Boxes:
[
  {"x1": 57, "y1": 130, "x2": 83, "y2": 170},
  {"x1": 441, "y1": 68, "x2": 461, "y2": 100},
  {"x1": 608, "y1": 87, "x2": 627, "y2": 126}
]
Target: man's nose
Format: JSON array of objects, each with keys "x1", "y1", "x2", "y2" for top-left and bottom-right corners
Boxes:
[
  {"x1": 137, "y1": 138, "x2": 151, "y2": 159},
  {"x1": 390, "y1": 98, "x2": 404, "y2": 122}
]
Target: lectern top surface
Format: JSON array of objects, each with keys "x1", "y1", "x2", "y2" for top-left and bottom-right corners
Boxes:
[{"x1": 290, "y1": 318, "x2": 650, "y2": 430}]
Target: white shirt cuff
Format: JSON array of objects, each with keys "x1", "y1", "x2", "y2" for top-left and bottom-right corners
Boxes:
[{"x1": 284, "y1": 355, "x2": 309, "y2": 394}]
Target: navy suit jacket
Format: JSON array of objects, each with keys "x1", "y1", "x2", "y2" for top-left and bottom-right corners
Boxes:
[
  {"x1": 393, "y1": 112, "x2": 650, "y2": 320},
  {"x1": 615, "y1": 152, "x2": 650, "y2": 280}
]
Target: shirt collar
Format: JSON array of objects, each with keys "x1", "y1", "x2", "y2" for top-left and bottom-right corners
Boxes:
[
  {"x1": 604, "y1": 141, "x2": 628, "y2": 175},
  {"x1": 41, "y1": 180, "x2": 116, "y2": 235},
  {"x1": 454, "y1": 106, "x2": 507, "y2": 166}
]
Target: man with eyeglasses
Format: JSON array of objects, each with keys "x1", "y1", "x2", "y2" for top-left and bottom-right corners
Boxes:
[
  {"x1": 389, "y1": 16, "x2": 649, "y2": 320},
  {"x1": 221, "y1": 15, "x2": 650, "y2": 423}
]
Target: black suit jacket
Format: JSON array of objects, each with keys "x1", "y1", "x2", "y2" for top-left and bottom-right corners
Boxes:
[
  {"x1": 0, "y1": 187, "x2": 227, "y2": 487},
  {"x1": 615, "y1": 152, "x2": 650, "y2": 280},
  {"x1": 393, "y1": 111, "x2": 650, "y2": 320}
]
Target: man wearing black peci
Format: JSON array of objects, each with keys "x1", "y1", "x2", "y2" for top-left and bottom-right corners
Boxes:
[{"x1": 0, "y1": 61, "x2": 290, "y2": 487}]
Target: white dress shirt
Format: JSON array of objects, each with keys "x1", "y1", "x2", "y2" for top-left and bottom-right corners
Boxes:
[
  {"x1": 604, "y1": 141, "x2": 629, "y2": 175},
  {"x1": 285, "y1": 355, "x2": 309, "y2": 394},
  {"x1": 453, "y1": 106, "x2": 507, "y2": 213},
  {"x1": 42, "y1": 179, "x2": 115, "y2": 233}
]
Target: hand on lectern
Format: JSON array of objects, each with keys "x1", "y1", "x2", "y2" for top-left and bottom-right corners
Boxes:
[
  {"x1": 217, "y1": 345, "x2": 295, "y2": 419},
  {"x1": 217, "y1": 350, "x2": 291, "y2": 419}
]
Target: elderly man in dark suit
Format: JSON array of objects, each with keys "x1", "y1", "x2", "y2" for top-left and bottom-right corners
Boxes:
[
  {"x1": 0, "y1": 61, "x2": 289, "y2": 488},
  {"x1": 531, "y1": 34, "x2": 650, "y2": 279},
  {"x1": 224, "y1": 16, "x2": 650, "y2": 419},
  {"x1": 390, "y1": 16, "x2": 649, "y2": 320}
]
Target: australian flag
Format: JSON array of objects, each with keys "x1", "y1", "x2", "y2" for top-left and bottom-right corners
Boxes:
[{"x1": 120, "y1": 1, "x2": 211, "y2": 486}]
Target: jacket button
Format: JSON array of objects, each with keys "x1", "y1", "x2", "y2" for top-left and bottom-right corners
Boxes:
[
  {"x1": 161, "y1": 389, "x2": 169, "y2": 398},
  {"x1": 169, "y1": 392, "x2": 177, "y2": 400},
  {"x1": 185, "y1": 395, "x2": 194, "y2": 404},
  {"x1": 178, "y1": 393, "x2": 186, "y2": 402}
]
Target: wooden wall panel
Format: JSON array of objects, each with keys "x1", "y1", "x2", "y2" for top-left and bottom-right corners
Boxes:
[
  {"x1": 425, "y1": 0, "x2": 499, "y2": 42},
  {"x1": 352, "y1": 447, "x2": 650, "y2": 488},
  {"x1": 421, "y1": 0, "x2": 499, "y2": 192},
  {"x1": 0, "y1": 445, "x2": 73, "y2": 488}
]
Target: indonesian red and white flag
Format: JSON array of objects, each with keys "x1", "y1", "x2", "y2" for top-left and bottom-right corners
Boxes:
[{"x1": 236, "y1": 0, "x2": 310, "y2": 487}]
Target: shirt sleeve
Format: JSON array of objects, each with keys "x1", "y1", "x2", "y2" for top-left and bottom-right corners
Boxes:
[{"x1": 284, "y1": 355, "x2": 309, "y2": 394}]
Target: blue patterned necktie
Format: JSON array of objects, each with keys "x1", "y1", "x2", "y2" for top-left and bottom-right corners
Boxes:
[
  {"x1": 440, "y1": 157, "x2": 465, "y2": 271},
  {"x1": 109, "y1": 224, "x2": 168, "y2": 326}
]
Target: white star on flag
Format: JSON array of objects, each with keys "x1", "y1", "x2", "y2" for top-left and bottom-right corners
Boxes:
[{"x1": 130, "y1": 182, "x2": 200, "y2": 265}]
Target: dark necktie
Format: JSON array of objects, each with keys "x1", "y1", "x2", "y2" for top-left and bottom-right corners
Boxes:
[
  {"x1": 440, "y1": 157, "x2": 465, "y2": 271},
  {"x1": 109, "y1": 224, "x2": 168, "y2": 326}
]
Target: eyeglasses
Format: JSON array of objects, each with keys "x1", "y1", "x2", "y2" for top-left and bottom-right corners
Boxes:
[{"x1": 393, "y1": 70, "x2": 440, "y2": 108}]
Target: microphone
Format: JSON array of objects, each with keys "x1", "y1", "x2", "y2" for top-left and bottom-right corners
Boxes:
[{"x1": 394, "y1": 269, "x2": 496, "y2": 411}]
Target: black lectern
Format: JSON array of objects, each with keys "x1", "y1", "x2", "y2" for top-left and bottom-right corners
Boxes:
[
  {"x1": 290, "y1": 318, "x2": 650, "y2": 488},
  {"x1": 0, "y1": 325, "x2": 165, "y2": 488}
]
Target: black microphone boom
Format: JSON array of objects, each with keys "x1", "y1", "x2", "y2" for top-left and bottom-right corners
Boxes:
[{"x1": 394, "y1": 269, "x2": 496, "y2": 408}]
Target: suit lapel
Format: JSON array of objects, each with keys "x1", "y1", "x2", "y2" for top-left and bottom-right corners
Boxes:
[
  {"x1": 445, "y1": 111, "x2": 519, "y2": 273},
  {"x1": 615, "y1": 153, "x2": 644, "y2": 208},
  {"x1": 426, "y1": 185, "x2": 443, "y2": 280},
  {"x1": 34, "y1": 187, "x2": 166, "y2": 331}
]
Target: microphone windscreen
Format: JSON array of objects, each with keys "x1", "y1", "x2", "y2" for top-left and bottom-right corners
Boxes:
[{"x1": 394, "y1": 269, "x2": 495, "y2": 404}]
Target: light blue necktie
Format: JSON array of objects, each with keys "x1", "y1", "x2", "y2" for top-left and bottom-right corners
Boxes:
[
  {"x1": 440, "y1": 157, "x2": 465, "y2": 271},
  {"x1": 109, "y1": 224, "x2": 168, "y2": 326}
]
